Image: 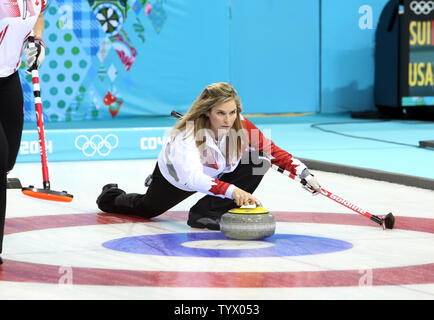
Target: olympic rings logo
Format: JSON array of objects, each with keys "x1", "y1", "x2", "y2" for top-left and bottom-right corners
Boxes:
[
  {"x1": 409, "y1": 1, "x2": 434, "y2": 15},
  {"x1": 74, "y1": 134, "x2": 119, "y2": 157}
]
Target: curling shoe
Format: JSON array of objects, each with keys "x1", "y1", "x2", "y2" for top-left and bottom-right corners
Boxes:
[
  {"x1": 102, "y1": 183, "x2": 118, "y2": 192},
  {"x1": 187, "y1": 210, "x2": 220, "y2": 230},
  {"x1": 0, "y1": 256, "x2": 3, "y2": 265}
]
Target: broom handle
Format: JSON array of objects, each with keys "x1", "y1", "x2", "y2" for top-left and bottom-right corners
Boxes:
[
  {"x1": 28, "y1": 36, "x2": 50, "y2": 190},
  {"x1": 270, "y1": 164, "x2": 383, "y2": 226}
]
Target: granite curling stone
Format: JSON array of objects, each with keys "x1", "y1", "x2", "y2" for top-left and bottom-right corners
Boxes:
[{"x1": 220, "y1": 204, "x2": 275, "y2": 240}]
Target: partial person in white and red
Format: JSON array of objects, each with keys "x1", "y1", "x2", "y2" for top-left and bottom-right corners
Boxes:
[
  {"x1": 96, "y1": 82, "x2": 321, "y2": 230},
  {"x1": 0, "y1": 0, "x2": 47, "y2": 265}
]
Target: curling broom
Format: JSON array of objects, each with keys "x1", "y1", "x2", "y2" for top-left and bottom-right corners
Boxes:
[{"x1": 21, "y1": 35, "x2": 73, "y2": 202}]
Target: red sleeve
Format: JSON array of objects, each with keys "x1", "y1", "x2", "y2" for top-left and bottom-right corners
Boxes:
[
  {"x1": 242, "y1": 116, "x2": 301, "y2": 175},
  {"x1": 209, "y1": 179, "x2": 231, "y2": 196},
  {"x1": 41, "y1": 0, "x2": 47, "y2": 12}
]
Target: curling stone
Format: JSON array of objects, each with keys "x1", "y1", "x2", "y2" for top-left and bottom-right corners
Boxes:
[{"x1": 220, "y1": 204, "x2": 275, "y2": 240}]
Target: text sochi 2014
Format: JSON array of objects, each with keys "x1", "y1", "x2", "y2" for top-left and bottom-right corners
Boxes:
[{"x1": 140, "y1": 136, "x2": 169, "y2": 150}]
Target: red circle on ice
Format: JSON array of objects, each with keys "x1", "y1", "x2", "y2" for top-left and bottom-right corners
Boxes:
[{"x1": 1, "y1": 211, "x2": 433, "y2": 287}]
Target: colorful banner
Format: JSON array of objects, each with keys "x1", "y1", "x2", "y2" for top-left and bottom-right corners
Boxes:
[{"x1": 20, "y1": 0, "x2": 171, "y2": 123}]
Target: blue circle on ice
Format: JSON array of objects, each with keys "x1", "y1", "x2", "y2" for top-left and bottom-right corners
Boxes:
[{"x1": 102, "y1": 232, "x2": 352, "y2": 258}]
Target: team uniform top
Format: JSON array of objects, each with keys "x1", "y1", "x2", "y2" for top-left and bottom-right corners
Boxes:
[
  {"x1": 158, "y1": 115, "x2": 307, "y2": 199},
  {"x1": 0, "y1": 0, "x2": 46, "y2": 77}
]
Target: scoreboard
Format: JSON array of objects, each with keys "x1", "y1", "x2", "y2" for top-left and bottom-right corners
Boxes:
[{"x1": 400, "y1": 0, "x2": 434, "y2": 107}]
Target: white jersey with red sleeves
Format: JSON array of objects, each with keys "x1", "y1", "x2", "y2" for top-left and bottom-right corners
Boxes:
[
  {"x1": 0, "y1": 0, "x2": 46, "y2": 77},
  {"x1": 157, "y1": 115, "x2": 307, "y2": 199}
]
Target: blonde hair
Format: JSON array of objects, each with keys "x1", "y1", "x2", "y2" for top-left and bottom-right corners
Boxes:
[{"x1": 171, "y1": 82, "x2": 247, "y2": 162}]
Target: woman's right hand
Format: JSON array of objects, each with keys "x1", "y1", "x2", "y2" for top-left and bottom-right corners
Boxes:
[{"x1": 231, "y1": 188, "x2": 260, "y2": 207}]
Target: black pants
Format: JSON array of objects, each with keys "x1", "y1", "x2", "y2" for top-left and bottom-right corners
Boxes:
[
  {"x1": 96, "y1": 151, "x2": 270, "y2": 220},
  {"x1": 0, "y1": 72, "x2": 24, "y2": 254}
]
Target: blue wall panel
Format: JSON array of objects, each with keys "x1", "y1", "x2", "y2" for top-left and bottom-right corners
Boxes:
[
  {"x1": 321, "y1": 0, "x2": 390, "y2": 113},
  {"x1": 129, "y1": 0, "x2": 230, "y2": 117},
  {"x1": 230, "y1": 0, "x2": 320, "y2": 114}
]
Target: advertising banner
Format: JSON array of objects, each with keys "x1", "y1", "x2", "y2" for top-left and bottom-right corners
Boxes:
[{"x1": 401, "y1": 0, "x2": 434, "y2": 106}]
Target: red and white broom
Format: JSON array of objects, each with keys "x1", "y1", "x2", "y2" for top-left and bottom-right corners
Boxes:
[{"x1": 21, "y1": 35, "x2": 73, "y2": 202}]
